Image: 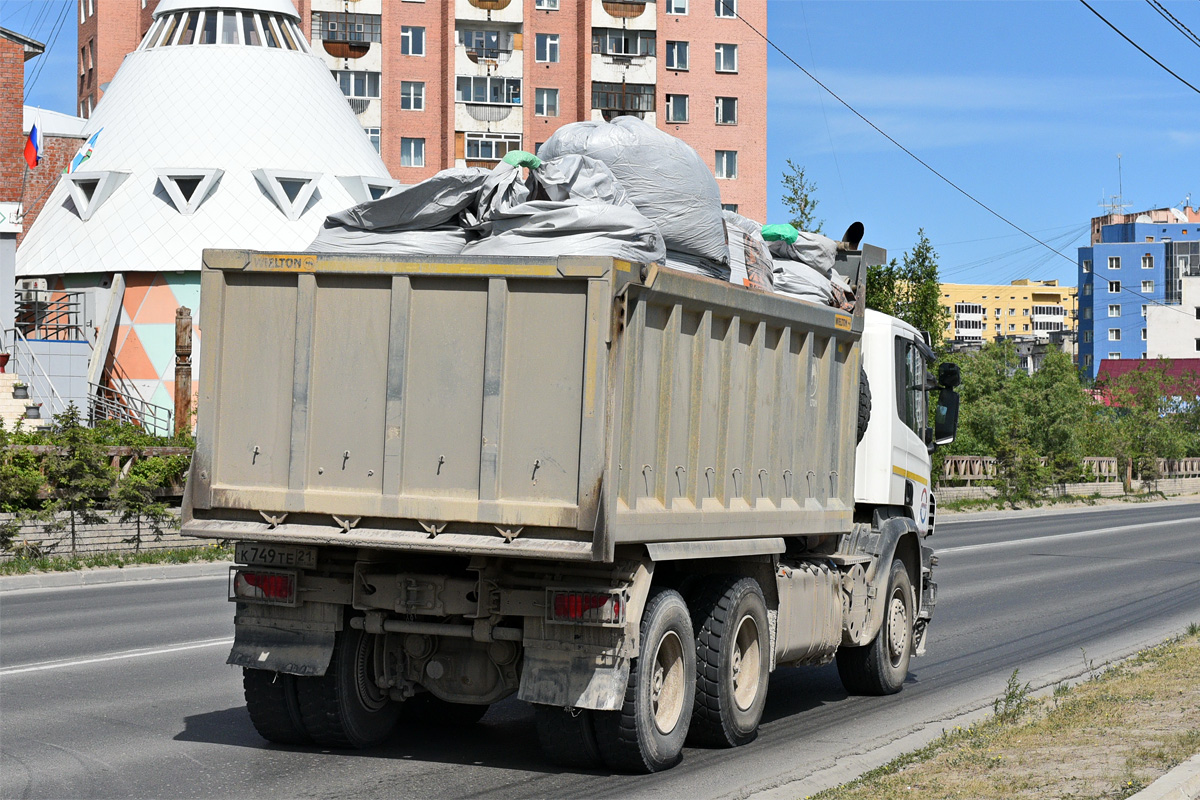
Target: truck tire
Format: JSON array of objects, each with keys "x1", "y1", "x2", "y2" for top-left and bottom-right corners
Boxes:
[
  {"x1": 687, "y1": 577, "x2": 770, "y2": 748},
  {"x1": 836, "y1": 558, "x2": 913, "y2": 695},
  {"x1": 857, "y1": 367, "x2": 872, "y2": 444},
  {"x1": 296, "y1": 627, "x2": 400, "y2": 748},
  {"x1": 243, "y1": 668, "x2": 310, "y2": 745},
  {"x1": 592, "y1": 589, "x2": 695, "y2": 773},
  {"x1": 398, "y1": 694, "x2": 489, "y2": 726},
  {"x1": 533, "y1": 705, "x2": 602, "y2": 768}
]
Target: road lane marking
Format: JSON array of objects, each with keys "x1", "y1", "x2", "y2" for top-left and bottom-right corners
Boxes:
[
  {"x1": 938, "y1": 519, "x2": 1191, "y2": 555},
  {"x1": 0, "y1": 637, "x2": 234, "y2": 676}
]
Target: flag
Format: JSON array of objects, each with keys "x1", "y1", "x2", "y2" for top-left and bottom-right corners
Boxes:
[
  {"x1": 23, "y1": 109, "x2": 43, "y2": 169},
  {"x1": 67, "y1": 128, "x2": 103, "y2": 175}
]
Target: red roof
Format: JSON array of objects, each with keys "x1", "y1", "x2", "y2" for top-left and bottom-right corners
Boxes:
[{"x1": 1095, "y1": 358, "x2": 1200, "y2": 406}]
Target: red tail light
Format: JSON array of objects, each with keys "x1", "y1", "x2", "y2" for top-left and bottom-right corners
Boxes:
[
  {"x1": 230, "y1": 568, "x2": 297, "y2": 606},
  {"x1": 547, "y1": 590, "x2": 624, "y2": 626}
]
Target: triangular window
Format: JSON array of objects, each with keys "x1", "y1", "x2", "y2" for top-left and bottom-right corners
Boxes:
[
  {"x1": 253, "y1": 168, "x2": 322, "y2": 221},
  {"x1": 155, "y1": 168, "x2": 223, "y2": 215},
  {"x1": 337, "y1": 175, "x2": 400, "y2": 205},
  {"x1": 66, "y1": 171, "x2": 130, "y2": 221}
]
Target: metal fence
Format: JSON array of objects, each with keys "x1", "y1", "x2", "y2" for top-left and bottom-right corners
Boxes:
[
  {"x1": 939, "y1": 455, "x2": 1200, "y2": 486},
  {"x1": 1, "y1": 509, "x2": 198, "y2": 560}
]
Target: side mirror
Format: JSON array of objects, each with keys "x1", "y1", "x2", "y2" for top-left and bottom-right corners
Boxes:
[
  {"x1": 938, "y1": 362, "x2": 961, "y2": 390},
  {"x1": 933, "y1": 388, "x2": 960, "y2": 446}
]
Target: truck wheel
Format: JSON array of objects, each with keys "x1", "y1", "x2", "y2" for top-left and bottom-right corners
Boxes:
[
  {"x1": 593, "y1": 589, "x2": 695, "y2": 773},
  {"x1": 243, "y1": 668, "x2": 310, "y2": 745},
  {"x1": 296, "y1": 627, "x2": 400, "y2": 748},
  {"x1": 398, "y1": 694, "x2": 489, "y2": 726},
  {"x1": 688, "y1": 577, "x2": 770, "y2": 747},
  {"x1": 857, "y1": 367, "x2": 872, "y2": 444},
  {"x1": 836, "y1": 558, "x2": 913, "y2": 695},
  {"x1": 534, "y1": 705, "x2": 602, "y2": 768}
]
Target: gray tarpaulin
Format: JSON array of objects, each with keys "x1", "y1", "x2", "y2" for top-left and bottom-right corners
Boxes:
[
  {"x1": 537, "y1": 117, "x2": 730, "y2": 266},
  {"x1": 327, "y1": 168, "x2": 492, "y2": 231},
  {"x1": 723, "y1": 211, "x2": 774, "y2": 290},
  {"x1": 307, "y1": 225, "x2": 468, "y2": 255},
  {"x1": 664, "y1": 249, "x2": 731, "y2": 281},
  {"x1": 769, "y1": 232, "x2": 837, "y2": 278}
]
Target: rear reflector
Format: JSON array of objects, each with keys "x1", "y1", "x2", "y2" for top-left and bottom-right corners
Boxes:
[
  {"x1": 229, "y1": 568, "x2": 297, "y2": 606},
  {"x1": 547, "y1": 589, "x2": 624, "y2": 626}
]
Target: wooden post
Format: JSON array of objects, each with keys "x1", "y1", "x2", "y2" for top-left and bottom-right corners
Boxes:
[{"x1": 175, "y1": 306, "x2": 192, "y2": 436}]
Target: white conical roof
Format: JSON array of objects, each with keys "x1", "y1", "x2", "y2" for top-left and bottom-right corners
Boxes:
[
  {"x1": 18, "y1": 3, "x2": 391, "y2": 278},
  {"x1": 154, "y1": 0, "x2": 299, "y2": 20}
]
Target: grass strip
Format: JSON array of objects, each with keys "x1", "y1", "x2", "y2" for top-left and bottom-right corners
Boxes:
[
  {"x1": 811, "y1": 625, "x2": 1200, "y2": 800},
  {"x1": 0, "y1": 543, "x2": 232, "y2": 576},
  {"x1": 938, "y1": 491, "x2": 1172, "y2": 513}
]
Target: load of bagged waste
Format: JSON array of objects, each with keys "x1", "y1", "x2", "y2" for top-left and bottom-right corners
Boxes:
[{"x1": 308, "y1": 117, "x2": 853, "y2": 311}]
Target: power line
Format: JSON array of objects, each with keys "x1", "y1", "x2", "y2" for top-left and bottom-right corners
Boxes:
[
  {"x1": 24, "y1": 0, "x2": 72, "y2": 101},
  {"x1": 1144, "y1": 0, "x2": 1200, "y2": 48},
  {"x1": 736, "y1": 8, "x2": 1196, "y2": 317},
  {"x1": 1078, "y1": 0, "x2": 1200, "y2": 95}
]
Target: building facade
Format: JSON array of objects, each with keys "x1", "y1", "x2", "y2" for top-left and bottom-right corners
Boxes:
[
  {"x1": 81, "y1": 0, "x2": 768, "y2": 220},
  {"x1": 1077, "y1": 208, "x2": 1200, "y2": 379},
  {"x1": 939, "y1": 279, "x2": 1077, "y2": 344}
]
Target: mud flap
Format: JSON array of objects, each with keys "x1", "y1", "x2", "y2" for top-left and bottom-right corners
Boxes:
[
  {"x1": 227, "y1": 601, "x2": 340, "y2": 676},
  {"x1": 518, "y1": 649, "x2": 630, "y2": 711}
]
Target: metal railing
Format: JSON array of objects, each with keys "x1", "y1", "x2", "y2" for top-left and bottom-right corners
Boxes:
[
  {"x1": 6, "y1": 327, "x2": 69, "y2": 421},
  {"x1": 88, "y1": 382, "x2": 174, "y2": 436},
  {"x1": 939, "y1": 455, "x2": 1200, "y2": 485},
  {"x1": 14, "y1": 290, "x2": 87, "y2": 341}
]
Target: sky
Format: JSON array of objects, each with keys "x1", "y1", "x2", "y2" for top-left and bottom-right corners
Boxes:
[{"x1": 3, "y1": 0, "x2": 1198, "y2": 288}]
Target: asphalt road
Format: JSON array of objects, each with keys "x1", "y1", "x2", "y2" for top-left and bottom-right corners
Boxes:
[{"x1": 3, "y1": 500, "x2": 1199, "y2": 799}]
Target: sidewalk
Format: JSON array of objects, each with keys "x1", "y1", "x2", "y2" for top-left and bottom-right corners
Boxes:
[
  {"x1": 1130, "y1": 753, "x2": 1200, "y2": 800},
  {"x1": 0, "y1": 560, "x2": 232, "y2": 592}
]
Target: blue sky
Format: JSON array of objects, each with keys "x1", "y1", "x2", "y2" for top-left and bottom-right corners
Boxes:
[{"x1": 5, "y1": 0, "x2": 1198, "y2": 287}]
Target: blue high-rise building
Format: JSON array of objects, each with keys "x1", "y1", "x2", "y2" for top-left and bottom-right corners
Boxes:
[{"x1": 1077, "y1": 212, "x2": 1200, "y2": 379}]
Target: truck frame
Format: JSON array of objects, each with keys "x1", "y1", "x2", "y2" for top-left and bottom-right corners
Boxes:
[{"x1": 183, "y1": 244, "x2": 959, "y2": 772}]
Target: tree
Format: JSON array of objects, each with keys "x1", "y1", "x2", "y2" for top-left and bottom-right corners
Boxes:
[
  {"x1": 865, "y1": 229, "x2": 950, "y2": 341},
  {"x1": 40, "y1": 403, "x2": 115, "y2": 554},
  {"x1": 780, "y1": 159, "x2": 824, "y2": 233},
  {"x1": 115, "y1": 456, "x2": 180, "y2": 552}
]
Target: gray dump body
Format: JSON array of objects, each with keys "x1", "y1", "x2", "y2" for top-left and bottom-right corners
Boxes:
[{"x1": 183, "y1": 250, "x2": 864, "y2": 563}]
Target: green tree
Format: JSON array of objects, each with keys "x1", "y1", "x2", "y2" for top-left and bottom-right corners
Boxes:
[
  {"x1": 40, "y1": 403, "x2": 115, "y2": 554},
  {"x1": 865, "y1": 229, "x2": 950, "y2": 341},
  {"x1": 780, "y1": 159, "x2": 824, "y2": 233},
  {"x1": 866, "y1": 258, "x2": 901, "y2": 318},
  {"x1": 1097, "y1": 360, "x2": 1199, "y2": 490}
]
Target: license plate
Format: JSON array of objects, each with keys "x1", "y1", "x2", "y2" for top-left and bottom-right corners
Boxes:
[{"x1": 235, "y1": 542, "x2": 317, "y2": 569}]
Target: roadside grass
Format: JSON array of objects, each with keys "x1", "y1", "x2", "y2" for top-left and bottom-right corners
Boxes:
[
  {"x1": 811, "y1": 627, "x2": 1200, "y2": 800},
  {"x1": 938, "y1": 490, "x2": 1171, "y2": 513},
  {"x1": 0, "y1": 543, "x2": 232, "y2": 576}
]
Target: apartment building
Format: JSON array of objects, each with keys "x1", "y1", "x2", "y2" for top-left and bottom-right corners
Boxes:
[
  {"x1": 80, "y1": 0, "x2": 767, "y2": 219},
  {"x1": 940, "y1": 279, "x2": 1077, "y2": 344}
]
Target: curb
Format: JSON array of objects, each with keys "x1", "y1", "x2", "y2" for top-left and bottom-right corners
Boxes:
[
  {"x1": 1130, "y1": 753, "x2": 1200, "y2": 800},
  {"x1": 938, "y1": 494, "x2": 1200, "y2": 524},
  {"x1": 0, "y1": 561, "x2": 233, "y2": 592}
]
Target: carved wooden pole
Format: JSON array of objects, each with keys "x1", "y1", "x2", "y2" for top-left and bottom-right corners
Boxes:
[{"x1": 175, "y1": 306, "x2": 192, "y2": 436}]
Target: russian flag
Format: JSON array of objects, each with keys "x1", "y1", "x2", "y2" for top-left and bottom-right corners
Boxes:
[{"x1": 23, "y1": 109, "x2": 43, "y2": 169}]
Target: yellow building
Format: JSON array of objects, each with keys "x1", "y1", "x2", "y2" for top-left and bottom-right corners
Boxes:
[{"x1": 939, "y1": 279, "x2": 1077, "y2": 343}]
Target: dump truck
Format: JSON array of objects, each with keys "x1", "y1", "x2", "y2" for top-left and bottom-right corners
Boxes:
[{"x1": 183, "y1": 243, "x2": 960, "y2": 773}]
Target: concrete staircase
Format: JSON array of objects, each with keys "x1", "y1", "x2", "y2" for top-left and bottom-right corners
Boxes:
[{"x1": 0, "y1": 371, "x2": 51, "y2": 432}]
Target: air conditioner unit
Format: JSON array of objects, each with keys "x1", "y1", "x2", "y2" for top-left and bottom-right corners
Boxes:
[{"x1": 17, "y1": 277, "x2": 48, "y2": 304}]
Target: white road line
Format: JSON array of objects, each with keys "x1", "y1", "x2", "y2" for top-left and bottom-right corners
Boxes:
[
  {"x1": 938, "y1": 519, "x2": 1190, "y2": 555},
  {"x1": 0, "y1": 637, "x2": 234, "y2": 676}
]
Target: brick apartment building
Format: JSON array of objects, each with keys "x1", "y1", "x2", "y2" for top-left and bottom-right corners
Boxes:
[{"x1": 79, "y1": 0, "x2": 767, "y2": 219}]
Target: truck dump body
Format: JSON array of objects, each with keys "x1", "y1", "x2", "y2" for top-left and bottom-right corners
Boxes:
[{"x1": 184, "y1": 250, "x2": 863, "y2": 562}]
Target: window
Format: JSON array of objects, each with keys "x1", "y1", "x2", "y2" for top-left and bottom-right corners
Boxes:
[
  {"x1": 1107, "y1": 256, "x2": 1121, "y2": 270},
  {"x1": 401, "y1": 81, "x2": 425, "y2": 110},
  {"x1": 1141, "y1": 280, "x2": 1154, "y2": 292},
  {"x1": 1022, "y1": 324, "x2": 1029, "y2": 331},
  {"x1": 1108, "y1": 281, "x2": 1121, "y2": 293},
  {"x1": 400, "y1": 138, "x2": 425, "y2": 168},
  {"x1": 994, "y1": 324, "x2": 1000, "y2": 331},
  {"x1": 1082, "y1": 284, "x2": 1092, "y2": 296},
  {"x1": 460, "y1": 29, "x2": 503, "y2": 59},
  {"x1": 722, "y1": 203, "x2": 738, "y2": 212},
  {"x1": 1141, "y1": 328, "x2": 1147, "y2": 341},
  {"x1": 401, "y1": 26, "x2": 425, "y2": 55},
  {"x1": 335, "y1": 71, "x2": 381, "y2": 99},
  {"x1": 898, "y1": 340, "x2": 926, "y2": 437},
  {"x1": 715, "y1": 43, "x2": 738, "y2": 72},
  {"x1": 1021, "y1": 308, "x2": 1029, "y2": 316},
  {"x1": 995, "y1": 308, "x2": 1001, "y2": 316},
  {"x1": 535, "y1": 33, "x2": 559, "y2": 63},
  {"x1": 465, "y1": 132, "x2": 522, "y2": 162},
  {"x1": 666, "y1": 93, "x2": 689, "y2": 122},
  {"x1": 535, "y1": 0, "x2": 559, "y2": 8},
  {"x1": 535, "y1": 88, "x2": 559, "y2": 116},
  {"x1": 1143, "y1": 305, "x2": 1149, "y2": 317},
  {"x1": 1195, "y1": 338, "x2": 1200, "y2": 352},
  {"x1": 1083, "y1": 355, "x2": 1093, "y2": 367},
  {"x1": 220, "y1": 10, "x2": 238, "y2": 43},
  {"x1": 592, "y1": 81, "x2": 655, "y2": 116},
  {"x1": 1142, "y1": 254, "x2": 1153, "y2": 269},
  {"x1": 1083, "y1": 308, "x2": 1092, "y2": 319},
  {"x1": 1108, "y1": 304, "x2": 1121, "y2": 317},
  {"x1": 1195, "y1": 307, "x2": 1200, "y2": 320},
  {"x1": 1083, "y1": 331, "x2": 1093, "y2": 343},
  {"x1": 715, "y1": 150, "x2": 737, "y2": 179},
  {"x1": 666, "y1": 0, "x2": 688, "y2": 13},
  {"x1": 456, "y1": 76, "x2": 523, "y2": 105},
  {"x1": 716, "y1": 0, "x2": 737, "y2": 17},
  {"x1": 313, "y1": 12, "x2": 382, "y2": 43},
  {"x1": 592, "y1": 29, "x2": 656, "y2": 57},
  {"x1": 1008, "y1": 324, "x2": 1016, "y2": 331},
  {"x1": 666, "y1": 41, "x2": 689, "y2": 70},
  {"x1": 715, "y1": 96, "x2": 737, "y2": 124},
  {"x1": 1009, "y1": 308, "x2": 1015, "y2": 315},
  {"x1": 365, "y1": 127, "x2": 380, "y2": 153},
  {"x1": 1108, "y1": 352, "x2": 1121, "y2": 360},
  {"x1": 1082, "y1": 259, "x2": 1091, "y2": 273},
  {"x1": 1108, "y1": 328, "x2": 1121, "y2": 341}
]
